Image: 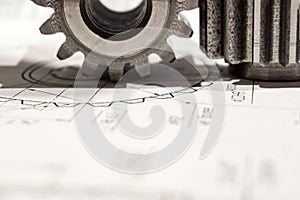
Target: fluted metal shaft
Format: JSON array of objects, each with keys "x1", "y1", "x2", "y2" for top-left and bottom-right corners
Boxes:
[{"x1": 200, "y1": 0, "x2": 300, "y2": 80}]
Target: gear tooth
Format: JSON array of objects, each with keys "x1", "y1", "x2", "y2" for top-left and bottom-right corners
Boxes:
[
  {"x1": 40, "y1": 15, "x2": 59, "y2": 35},
  {"x1": 57, "y1": 41, "x2": 75, "y2": 60},
  {"x1": 164, "y1": 51, "x2": 176, "y2": 62},
  {"x1": 176, "y1": 20, "x2": 193, "y2": 37},
  {"x1": 31, "y1": 0, "x2": 49, "y2": 7},
  {"x1": 109, "y1": 62, "x2": 125, "y2": 81}
]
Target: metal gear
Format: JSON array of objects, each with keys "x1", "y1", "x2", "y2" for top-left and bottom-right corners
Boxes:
[
  {"x1": 31, "y1": 0, "x2": 198, "y2": 81},
  {"x1": 200, "y1": 0, "x2": 300, "y2": 81}
]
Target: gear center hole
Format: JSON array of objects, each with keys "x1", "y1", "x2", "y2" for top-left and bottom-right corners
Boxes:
[{"x1": 80, "y1": 0, "x2": 152, "y2": 41}]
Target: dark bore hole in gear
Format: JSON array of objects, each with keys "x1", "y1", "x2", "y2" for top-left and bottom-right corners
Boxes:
[{"x1": 80, "y1": 0, "x2": 152, "y2": 41}]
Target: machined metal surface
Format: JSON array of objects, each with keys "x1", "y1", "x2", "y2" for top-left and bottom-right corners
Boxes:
[
  {"x1": 31, "y1": 0, "x2": 198, "y2": 81},
  {"x1": 200, "y1": 0, "x2": 300, "y2": 80}
]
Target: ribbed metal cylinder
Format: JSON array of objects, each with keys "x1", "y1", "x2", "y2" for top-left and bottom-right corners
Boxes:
[{"x1": 200, "y1": 0, "x2": 300, "y2": 80}]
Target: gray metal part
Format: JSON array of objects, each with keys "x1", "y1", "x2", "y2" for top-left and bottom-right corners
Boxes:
[
  {"x1": 200, "y1": 0, "x2": 300, "y2": 81},
  {"x1": 31, "y1": 0, "x2": 198, "y2": 81}
]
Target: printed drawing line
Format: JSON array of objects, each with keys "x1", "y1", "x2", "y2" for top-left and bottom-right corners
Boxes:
[
  {"x1": 27, "y1": 89, "x2": 75, "y2": 101},
  {"x1": 0, "y1": 86, "x2": 210, "y2": 110},
  {"x1": 0, "y1": 63, "x2": 59, "y2": 108},
  {"x1": 251, "y1": 81, "x2": 255, "y2": 104},
  {"x1": 40, "y1": 87, "x2": 70, "y2": 111}
]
